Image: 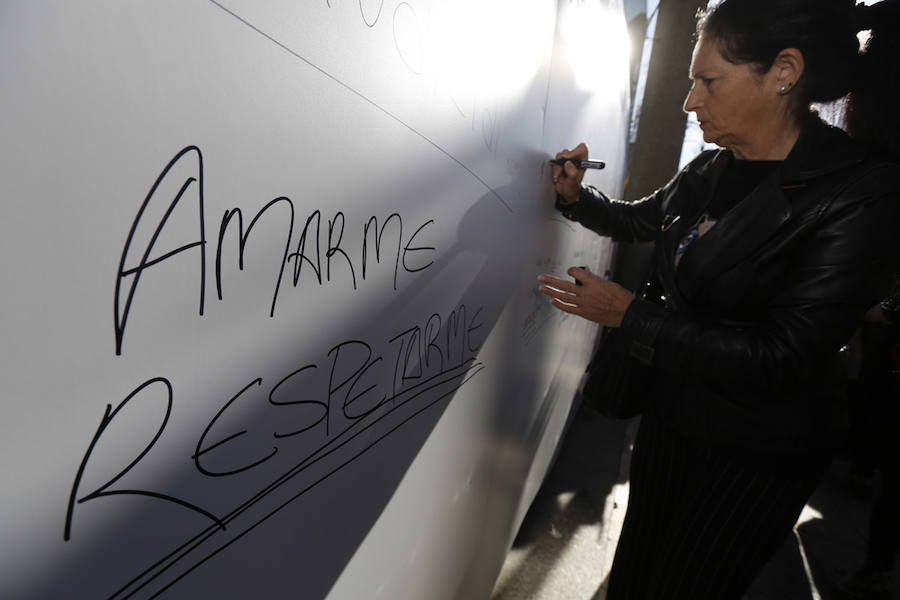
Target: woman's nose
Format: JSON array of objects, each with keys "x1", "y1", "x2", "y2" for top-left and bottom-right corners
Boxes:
[{"x1": 683, "y1": 83, "x2": 700, "y2": 113}]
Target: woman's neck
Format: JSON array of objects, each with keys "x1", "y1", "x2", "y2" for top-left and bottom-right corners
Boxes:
[{"x1": 730, "y1": 120, "x2": 801, "y2": 161}]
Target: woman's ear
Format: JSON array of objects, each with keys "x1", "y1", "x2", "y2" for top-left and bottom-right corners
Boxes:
[{"x1": 772, "y1": 48, "x2": 805, "y2": 94}]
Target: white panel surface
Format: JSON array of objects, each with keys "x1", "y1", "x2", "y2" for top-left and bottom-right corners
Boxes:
[{"x1": 0, "y1": 1, "x2": 630, "y2": 598}]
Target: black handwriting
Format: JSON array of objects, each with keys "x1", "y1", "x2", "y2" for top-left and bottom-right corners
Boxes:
[
  {"x1": 64, "y1": 378, "x2": 225, "y2": 542},
  {"x1": 116, "y1": 146, "x2": 436, "y2": 355},
  {"x1": 69, "y1": 304, "x2": 485, "y2": 556}
]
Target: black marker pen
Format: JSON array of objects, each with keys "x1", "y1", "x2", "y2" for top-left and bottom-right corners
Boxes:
[{"x1": 549, "y1": 158, "x2": 606, "y2": 170}]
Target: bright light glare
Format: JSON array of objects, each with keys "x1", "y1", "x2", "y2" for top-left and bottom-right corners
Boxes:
[
  {"x1": 794, "y1": 504, "x2": 823, "y2": 527},
  {"x1": 559, "y1": 2, "x2": 630, "y2": 92},
  {"x1": 555, "y1": 490, "x2": 577, "y2": 511},
  {"x1": 431, "y1": 0, "x2": 554, "y2": 104}
]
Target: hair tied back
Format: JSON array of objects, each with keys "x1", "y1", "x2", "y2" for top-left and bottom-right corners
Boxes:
[{"x1": 852, "y1": 2, "x2": 876, "y2": 32}]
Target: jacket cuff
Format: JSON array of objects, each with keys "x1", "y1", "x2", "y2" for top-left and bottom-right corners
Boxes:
[
  {"x1": 555, "y1": 192, "x2": 580, "y2": 220},
  {"x1": 555, "y1": 186, "x2": 606, "y2": 221},
  {"x1": 619, "y1": 297, "x2": 668, "y2": 366}
]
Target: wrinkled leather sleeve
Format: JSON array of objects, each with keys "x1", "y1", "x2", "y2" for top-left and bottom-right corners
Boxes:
[
  {"x1": 555, "y1": 185, "x2": 665, "y2": 243},
  {"x1": 555, "y1": 153, "x2": 714, "y2": 243},
  {"x1": 624, "y1": 164, "x2": 900, "y2": 391}
]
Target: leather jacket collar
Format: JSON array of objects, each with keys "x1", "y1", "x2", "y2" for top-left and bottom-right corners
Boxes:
[
  {"x1": 665, "y1": 115, "x2": 867, "y2": 303},
  {"x1": 690, "y1": 113, "x2": 867, "y2": 186}
]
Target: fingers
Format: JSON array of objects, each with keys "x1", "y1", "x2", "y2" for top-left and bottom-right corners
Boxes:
[
  {"x1": 537, "y1": 272, "x2": 584, "y2": 313},
  {"x1": 538, "y1": 268, "x2": 634, "y2": 327},
  {"x1": 549, "y1": 297, "x2": 580, "y2": 314},
  {"x1": 542, "y1": 267, "x2": 596, "y2": 288},
  {"x1": 567, "y1": 265, "x2": 593, "y2": 284},
  {"x1": 537, "y1": 273, "x2": 579, "y2": 294},
  {"x1": 556, "y1": 143, "x2": 589, "y2": 161},
  {"x1": 552, "y1": 143, "x2": 589, "y2": 191},
  {"x1": 538, "y1": 284, "x2": 575, "y2": 302},
  {"x1": 539, "y1": 285, "x2": 579, "y2": 309},
  {"x1": 552, "y1": 149, "x2": 569, "y2": 184},
  {"x1": 554, "y1": 143, "x2": 590, "y2": 173}
]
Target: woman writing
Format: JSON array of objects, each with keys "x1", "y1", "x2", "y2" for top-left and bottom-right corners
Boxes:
[{"x1": 538, "y1": 1, "x2": 900, "y2": 598}]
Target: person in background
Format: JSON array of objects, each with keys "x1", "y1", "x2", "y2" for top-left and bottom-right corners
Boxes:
[
  {"x1": 841, "y1": 271, "x2": 900, "y2": 600},
  {"x1": 537, "y1": 1, "x2": 900, "y2": 598}
]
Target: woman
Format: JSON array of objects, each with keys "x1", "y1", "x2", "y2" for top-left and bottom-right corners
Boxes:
[{"x1": 538, "y1": 1, "x2": 900, "y2": 598}]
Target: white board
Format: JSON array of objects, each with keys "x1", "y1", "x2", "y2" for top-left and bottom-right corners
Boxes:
[{"x1": 0, "y1": 1, "x2": 630, "y2": 598}]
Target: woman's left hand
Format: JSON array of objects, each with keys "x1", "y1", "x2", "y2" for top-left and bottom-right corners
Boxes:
[{"x1": 537, "y1": 266, "x2": 634, "y2": 327}]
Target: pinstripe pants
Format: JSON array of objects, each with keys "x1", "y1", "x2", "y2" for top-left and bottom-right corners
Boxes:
[{"x1": 605, "y1": 414, "x2": 831, "y2": 600}]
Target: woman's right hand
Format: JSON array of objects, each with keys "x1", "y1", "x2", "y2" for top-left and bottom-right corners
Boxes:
[{"x1": 552, "y1": 142, "x2": 589, "y2": 204}]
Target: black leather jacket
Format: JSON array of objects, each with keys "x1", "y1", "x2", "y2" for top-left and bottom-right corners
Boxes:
[{"x1": 559, "y1": 117, "x2": 900, "y2": 453}]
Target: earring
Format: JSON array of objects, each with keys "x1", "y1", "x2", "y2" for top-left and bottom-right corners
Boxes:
[{"x1": 779, "y1": 85, "x2": 787, "y2": 93}]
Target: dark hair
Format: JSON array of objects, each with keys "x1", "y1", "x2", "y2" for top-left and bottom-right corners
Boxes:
[{"x1": 698, "y1": 0, "x2": 900, "y2": 159}]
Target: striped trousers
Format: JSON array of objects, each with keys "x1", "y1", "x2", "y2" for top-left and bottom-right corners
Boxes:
[{"x1": 606, "y1": 414, "x2": 830, "y2": 600}]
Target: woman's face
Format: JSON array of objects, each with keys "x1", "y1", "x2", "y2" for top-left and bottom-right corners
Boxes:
[{"x1": 683, "y1": 36, "x2": 781, "y2": 154}]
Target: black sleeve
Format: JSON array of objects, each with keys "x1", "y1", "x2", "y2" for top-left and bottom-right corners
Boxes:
[
  {"x1": 555, "y1": 152, "x2": 714, "y2": 243},
  {"x1": 619, "y1": 170, "x2": 900, "y2": 391},
  {"x1": 555, "y1": 185, "x2": 663, "y2": 243}
]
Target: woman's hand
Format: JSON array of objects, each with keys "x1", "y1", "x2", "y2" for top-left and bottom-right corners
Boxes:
[
  {"x1": 537, "y1": 266, "x2": 634, "y2": 327},
  {"x1": 552, "y1": 142, "x2": 589, "y2": 204}
]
